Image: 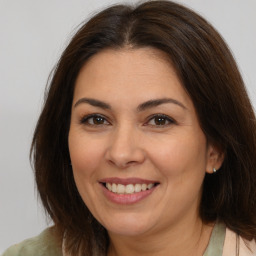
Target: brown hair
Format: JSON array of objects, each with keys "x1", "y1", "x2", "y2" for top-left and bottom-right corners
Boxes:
[{"x1": 31, "y1": 0, "x2": 256, "y2": 255}]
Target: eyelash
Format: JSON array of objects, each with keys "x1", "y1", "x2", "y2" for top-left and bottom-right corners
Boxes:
[
  {"x1": 146, "y1": 114, "x2": 176, "y2": 127},
  {"x1": 79, "y1": 114, "x2": 176, "y2": 127},
  {"x1": 80, "y1": 114, "x2": 110, "y2": 126}
]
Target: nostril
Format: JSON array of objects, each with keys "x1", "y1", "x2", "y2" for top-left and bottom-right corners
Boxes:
[
  {"x1": 126, "y1": 161, "x2": 138, "y2": 166},
  {"x1": 105, "y1": 141, "x2": 146, "y2": 168},
  {"x1": 107, "y1": 159, "x2": 138, "y2": 169}
]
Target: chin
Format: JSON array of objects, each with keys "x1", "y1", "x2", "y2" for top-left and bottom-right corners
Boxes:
[{"x1": 101, "y1": 213, "x2": 154, "y2": 237}]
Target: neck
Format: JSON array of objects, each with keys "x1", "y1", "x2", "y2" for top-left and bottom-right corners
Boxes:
[{"x1": 107, "y1": 218, "x2": 214, "y2": 256}]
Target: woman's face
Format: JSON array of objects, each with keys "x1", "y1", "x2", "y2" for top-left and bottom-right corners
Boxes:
[{"x1": 69, "y1": 48, "x2": 220, "y2": 238}]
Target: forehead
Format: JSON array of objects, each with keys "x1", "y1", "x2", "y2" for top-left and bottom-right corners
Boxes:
[{"x1": 73, "y1": 47, "x2": 192, "y2": 109}]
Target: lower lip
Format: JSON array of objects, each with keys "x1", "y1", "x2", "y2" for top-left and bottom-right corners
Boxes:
[{"x1": 101, "y1": 184, "x2": 157, "y2": 205}]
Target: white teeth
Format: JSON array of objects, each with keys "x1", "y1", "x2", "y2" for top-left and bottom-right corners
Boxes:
[
  {"x1": 112, "y1": 183, "x2": 117, "y2": 193},
  {"x1": 141, "y1": 184, "x2": 147, "y2": 191},
  {"x1": 105, "y1": 183, "x2": 155, "y2": 194},
  {"x1": 117, "y1": 184, "x2": 125, "y2": 194},
  {"x1": 106, "y1": 183, "x2": 112, "y2": 191},
  {"x1": 125, "y1": 184, "x2": 135, "y2": 194},
  {"x1": 134, "y1": 184, "x2": 142, "y2": 193},
  {"x1": 147, "y1": 183, "x2": 154, "y2": 189}
]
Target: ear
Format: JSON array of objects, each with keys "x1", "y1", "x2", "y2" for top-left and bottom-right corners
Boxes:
[{"x1": 206, "y1": 144, "x2": 225, "y2": 174}]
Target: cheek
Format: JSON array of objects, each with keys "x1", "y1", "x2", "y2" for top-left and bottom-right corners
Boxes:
[
  {"x1": 68, "y1": 132, "x2": 106, "y2": 210},
  {"x1": 68, "y1": 131, "x2": 105, "y2": 179},
  {"x1": 148, "y1": 134, "x2": 207, "y2": 216},
  {"x1": 147, "y1": 132, "x2": 208, "y2": 179}
]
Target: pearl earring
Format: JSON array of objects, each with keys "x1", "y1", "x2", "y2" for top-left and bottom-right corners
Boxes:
[{"x1": 213, "y1": 167, "x2": 217, "y2": 173}]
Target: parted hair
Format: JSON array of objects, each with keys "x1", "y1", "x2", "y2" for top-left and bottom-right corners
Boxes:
[{"x1": 31, "y1": 0, "x2": 256, "y2": 255}]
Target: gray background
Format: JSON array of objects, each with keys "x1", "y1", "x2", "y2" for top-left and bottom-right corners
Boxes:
[{"x1": 0, "y1": 0, "x2": 255, "y2": 253}]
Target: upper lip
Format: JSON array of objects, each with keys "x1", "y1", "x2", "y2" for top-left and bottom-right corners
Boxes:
[{"x1": 99, "y1": 177, "x2": 159, "y2": 185}]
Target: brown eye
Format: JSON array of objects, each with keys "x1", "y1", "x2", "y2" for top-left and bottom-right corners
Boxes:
[
  {"x1": 154, "y1": 116, "x2": 168, "y2": 125},
  {"x1": 147, "y1": 114, "x2": 175, "y2": 127},
  {"x1": 91, "y1": 116, "x2": 105, "y2": 125},
  {"x1": 81, "y1": 114, "x2": 110, "y2": 126}
]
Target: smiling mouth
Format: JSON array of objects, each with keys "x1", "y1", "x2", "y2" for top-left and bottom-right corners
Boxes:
[{"x1": 102, "y1": 182, "x2": 159, "y2": 194}]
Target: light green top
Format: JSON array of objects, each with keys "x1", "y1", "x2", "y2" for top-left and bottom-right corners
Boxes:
[
  {"x1": 1, "y1": 228, "x2": 62, "y2": 256},
  {"x1": 204, "y1": 222, "x2": 226, "y2": 256},
  {"x1": 2, "y1": 222, "x2": 226, "y2": 256}
]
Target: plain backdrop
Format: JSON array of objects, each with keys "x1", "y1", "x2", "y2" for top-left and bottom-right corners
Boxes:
[{"x1": 0, "y1": 0, "x2": 255, "y2": 253}]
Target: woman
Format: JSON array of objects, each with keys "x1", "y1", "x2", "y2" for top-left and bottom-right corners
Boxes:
[{"x1": 2, "y1": 0, "x2": 256, "y2": 255}]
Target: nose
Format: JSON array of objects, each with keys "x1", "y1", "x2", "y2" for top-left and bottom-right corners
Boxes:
[{"x1": 105, "y1": 125, "x2": 146, "y2": 169}]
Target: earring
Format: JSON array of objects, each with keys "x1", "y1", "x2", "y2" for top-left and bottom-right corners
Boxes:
[{"x1": 213, "y1": 167, "x2": 217, "y2": 173}]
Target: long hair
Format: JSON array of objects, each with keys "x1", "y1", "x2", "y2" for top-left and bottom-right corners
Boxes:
[{"x1": 31, "y1": 1, "x2": 256, "y2": 255}]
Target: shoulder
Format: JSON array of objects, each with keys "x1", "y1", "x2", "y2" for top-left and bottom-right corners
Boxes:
[
  {"x1": 1, "y1": 227, "x2": 62, "y2": 256},
  {"x1": 223, "y1": 227, "x2": 256, "y2": 256}
]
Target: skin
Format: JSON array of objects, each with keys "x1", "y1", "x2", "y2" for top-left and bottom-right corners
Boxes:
[{"x1": 68, "y1": 47, "x2": 224, "y2": 256}]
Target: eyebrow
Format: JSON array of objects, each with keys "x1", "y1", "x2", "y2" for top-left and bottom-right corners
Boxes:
[
  {"x1": 74, "y1": 97, "x2": 187, "y2": 111},
  {"x1": 74, "y1": 98, "x2": 111, "y2": 109},
  {"x1": 137, "y1": 98, "x2": 187, "y2": 111}
]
